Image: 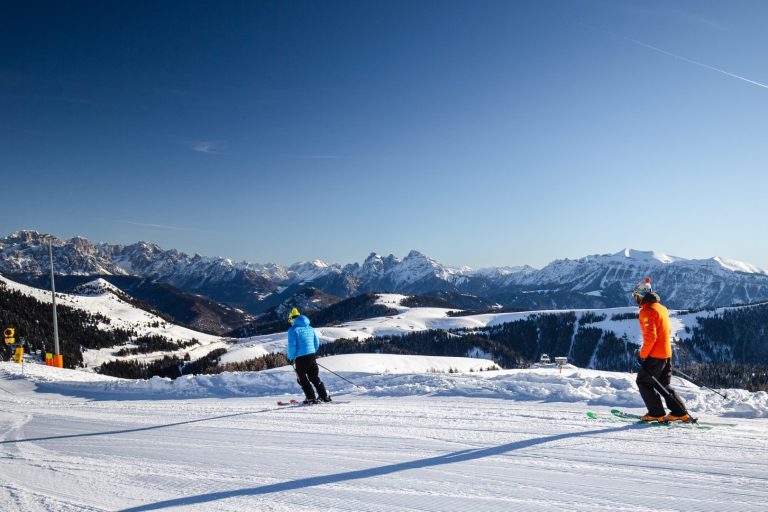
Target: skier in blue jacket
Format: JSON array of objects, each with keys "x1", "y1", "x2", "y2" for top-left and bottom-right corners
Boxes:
[{"x1": 287, "y1": 308, "x2": 331, "y2": 404}]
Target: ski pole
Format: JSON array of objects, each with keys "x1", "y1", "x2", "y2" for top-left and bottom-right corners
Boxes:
[
  {"x1": 672, "y1": 368, "x2": 729, "y2": 400},
  {"x1": 316, "y1": 361, "x2": 363, "y2": 388}
]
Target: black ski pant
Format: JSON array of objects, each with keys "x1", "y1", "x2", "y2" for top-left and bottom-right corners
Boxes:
[
  {"x1": 636, "y1": 356, "x2": 687, "y2": 417},
  {"x1": 294, "y1": 353, "x2": 328, "y2": 401}
]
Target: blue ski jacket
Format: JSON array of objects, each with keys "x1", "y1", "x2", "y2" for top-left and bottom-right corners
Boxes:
[{"x1": 287, "y1": 315, "x2": 320, "y2": 361}]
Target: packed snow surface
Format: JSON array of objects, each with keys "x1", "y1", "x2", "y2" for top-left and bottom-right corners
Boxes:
[{"x1": 2, "y1": 355, "x2": 767, "y2": 512}]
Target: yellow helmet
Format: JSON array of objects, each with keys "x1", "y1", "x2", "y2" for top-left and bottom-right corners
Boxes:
[{"x1": 288, "y1": 307, "x2": 300, "y2": 324}]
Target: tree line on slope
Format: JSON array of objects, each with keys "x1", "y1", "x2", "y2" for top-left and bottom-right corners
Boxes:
[
  {"x1": 316, "y1": 312, "x2": 633, "y2": 372},
  {"x1": 5, "y1": 277, "x2": 768, "y2": 391},
  {"x1": 0, "y1": 283, "x2": 132, "y2": 367},
  {"x1": 0, "y1": 283, "x2": 196, "y2": 370},
  {"x1": 676, "y1": 303, "x2": 768, "y2": 364},
  {"x1": 227, "y1": 293, "x2": 399, "y2": 337},
  {"x1": 316, "y1": 307, "x2": 768, "y2": 391},
  {"x1": 677, "y1": 363, "x2": 768, "y2": 393},
  {"x1": 96, "y1": 349, "x2": 288, "y2": 379}
]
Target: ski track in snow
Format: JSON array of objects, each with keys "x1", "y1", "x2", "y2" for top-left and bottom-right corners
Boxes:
[{"x1": 1, "y1": 360, "x2": 768, "y2": 511}]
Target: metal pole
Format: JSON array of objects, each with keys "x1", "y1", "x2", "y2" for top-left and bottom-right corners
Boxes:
[
  {"x1": 48, "y1": 238, "x2": 60, "y2": 358},
  {"x1": 316, "y1": 361, "x2": 363, "y2": 388},
  {"x1": 672, "y1": 367, "x2": 729, "y2": 400}
]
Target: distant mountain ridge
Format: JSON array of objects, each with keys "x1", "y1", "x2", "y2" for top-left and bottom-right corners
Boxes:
[{"x1": 2, "y1": 230, "x2": 768, "y2": 314}]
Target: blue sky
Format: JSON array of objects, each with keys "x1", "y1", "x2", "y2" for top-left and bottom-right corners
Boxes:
[{"x1": 2, "y1": 0, "x2": 767, "y2": 270}]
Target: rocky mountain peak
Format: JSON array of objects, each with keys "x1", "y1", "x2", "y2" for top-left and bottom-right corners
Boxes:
[
  {"x1": 5, "y1": 230, "x2": 46, "y2": 246},
  {"x1": 359, "y1": 252, "x2": 400, "y2": 278},
  {"x1": 2, "y1": 233, "x2": 768, "y2": 313}
]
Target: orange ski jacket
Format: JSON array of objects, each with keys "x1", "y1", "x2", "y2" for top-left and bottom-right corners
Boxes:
[{"x1": 638, "y1": 301, "x2": 672, "y2": 359}]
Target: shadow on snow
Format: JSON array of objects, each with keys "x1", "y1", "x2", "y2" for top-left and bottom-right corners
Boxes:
[
  {"x1": 0, "y1": 406, "x2": 282, "y2": 445},
  {"x1": 118, "y1": 424, "x2": 637, "y2": 512}
]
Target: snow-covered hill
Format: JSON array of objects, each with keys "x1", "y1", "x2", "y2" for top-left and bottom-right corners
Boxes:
[
  {"x1": 1, "y1": 356, "x2": 766, "y2": 511},
  {"x1": 1, "y1": 268, "x2": 754, "y2": 374},
  {"x1": 219, "y1": 293, "x2": 713, "y2": 369},
  {"x1": 0, "y1": 273, "x2": 225, "y2": 368}
]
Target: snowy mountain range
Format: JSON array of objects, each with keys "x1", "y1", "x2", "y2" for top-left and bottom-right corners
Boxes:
[{"x1": 3, "y1": 230, "x2": 768, "y2": 315}]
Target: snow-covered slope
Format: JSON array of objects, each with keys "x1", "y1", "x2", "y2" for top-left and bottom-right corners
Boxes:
[
  {"x1": 2, "y1": 266, "x2": 759, "y2": 377},
  {"x1": 223, "y1": 294, "x2": 638, "y2": 365},
  {"x1": 1, "y1": 357, "x2": 766, "y2": 511},
  {"x1": 0, "y1": 273, "x2": 224, "y2": 368}
]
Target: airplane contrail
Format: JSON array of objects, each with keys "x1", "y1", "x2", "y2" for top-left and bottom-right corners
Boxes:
[
  {"x1": 619, "y1": 33, "x2": 768, "y2": 90},
  {"x1": 580, "y1": 22, "x2": 768, "y2": 90},
  {"x1": 107, "y1": 219, "x2": 212, "y2": 233}
]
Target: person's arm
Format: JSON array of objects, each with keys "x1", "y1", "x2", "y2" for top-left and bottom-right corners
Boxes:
[
  {"x1": 638, "y1": 309, "x2": 658, "y2": 359},
  {"x1": 313, "y1": 329, "x2": 320, "y2": 353},
  {"x1": 287, "y1": 329, "x2": 296, "y2": 362}
]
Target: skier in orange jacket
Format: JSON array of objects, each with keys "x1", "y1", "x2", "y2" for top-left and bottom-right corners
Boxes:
[{"x1": 632, "y1": 278, "x2": 690, "y2": 423}]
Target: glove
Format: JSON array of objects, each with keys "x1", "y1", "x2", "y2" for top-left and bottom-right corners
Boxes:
[{"x1": 637, "y1": 354, "x2": 646, "y2": 365}]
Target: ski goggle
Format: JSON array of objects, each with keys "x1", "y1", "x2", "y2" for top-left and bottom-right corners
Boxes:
[{"x1": 631, "y1": 282, "x2": 651, "y2": 300}]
